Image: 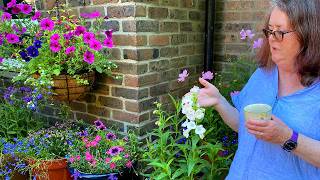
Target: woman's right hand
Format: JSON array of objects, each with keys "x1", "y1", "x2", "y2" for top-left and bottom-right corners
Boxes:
[{"x1": 197, "y1": 78, "x2": 223, "y2": 107}]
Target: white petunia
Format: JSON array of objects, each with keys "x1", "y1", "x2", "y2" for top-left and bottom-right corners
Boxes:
[
  {"x1": 186, "y1": 121, "x2": 196, "y2": 130},
  {"x1": 181, "y1": 120, "x2": 189, "y2": 127},
  {"x1": 190, "y1": 86, "x2": 200, "y2": 93},
  {"x1": 183, "y1": 129, "x2": 190, "y2": 138},
  {"x1": 195, "y1": 125, "x2": 206, "y2": 139},
  {"x1": 186, "y1": 110, "x2": 196, "y2": 121},
  {"x1": 195, "y1": 108, "x2": 205, "y2": 120},
  {"x1": 182, "y1": 103, "x2": 193, "y2": 115}
]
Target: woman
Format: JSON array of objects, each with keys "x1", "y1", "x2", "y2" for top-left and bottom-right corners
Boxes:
[{"x1": 198, "y1": 0, "x2": 320, "y2": 179}]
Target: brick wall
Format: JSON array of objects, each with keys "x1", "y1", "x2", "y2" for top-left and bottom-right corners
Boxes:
[
  {"x1": 29, "y1": 0, "x2": 206, "y2": 139},
  {"x1": 213, "y1": 0, "x2": 270, "y2": 73}
]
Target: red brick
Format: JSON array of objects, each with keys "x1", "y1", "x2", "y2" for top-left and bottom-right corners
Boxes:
[
  {"x1": 149, "y1": 35, "x2": 170, "y2": 46},
  {"x1": 113, "y1": 35, "x2": 147, "y2": 46},
  {"x1": 112, "y1": 110, "x2": 149, "y2": 123}
]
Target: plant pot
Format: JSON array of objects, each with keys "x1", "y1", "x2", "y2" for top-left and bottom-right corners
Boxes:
[
  {"x1": 68, "y1": 168, "x2": 118, "y2": 180},
  {"x1": 28, "y1": 158, "x2": 72, "y2": 180},
  {"x1": 52, "y1": 71, "x2": 95, "y2": 101}
]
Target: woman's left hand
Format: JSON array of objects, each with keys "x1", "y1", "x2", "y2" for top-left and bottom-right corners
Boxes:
[{"x1": 245, "y1": 115, "x2": 292, "y2": 145}]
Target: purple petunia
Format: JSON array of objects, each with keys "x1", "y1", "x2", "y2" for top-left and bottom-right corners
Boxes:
[
  {"x1": 63, "y1": 31, "x2": 74, "y2": 40},
  {"x1": 65, "y1": 46, "x2": 76, "y2": 55},
  {"x1": 89, "y1": 39, "x2": 102, "y2": 51},
  {"x1": 74, "y1": 26, "x2": 86, "y2": 36},
  {"x1": 50, "y1": 34, "x2": 60, "y2": 42},
  {"x1": 105, "y1": 29, "x2": 113, "y2": 39},
  {"x1": 6, "y1": 33, "x2": 19, "y2": 44},
  {"x1": 26, "y1": 46, "x2": 39, "y2": 57},
  {"x1": 0, "y1": 34, "x2": 3, "y2": 45},
  {"x1": 19, "y1": 51, "x2": 30, "y2": 62},
  {"x1": 177, "y1": 69, "x2": 188, "y2": 82},
  {"x1": 33, "y1": 40, "x2": 42, "y2": 49},
  {"x1": 106, "y1": 146, "x2": 124, "y2": 156},
  {"x1": 17, "y1": 3, "x2": 32, "y2": 15},
  {"x1": 107, "y1": 174, "x2": 118, "y2": 180},
  {"x1": 49, "y1": 41, "x2": 61, "y2": 52},
  {"x1": 40, "y1": 18, "x2": 55, "y2": 31},
  {"x1": 201, "y1": 71, "x2": 214, "y2": 80},
  {"x1": 106, "y1": 132, "x2": 116, "y2": 140},
  {"x1": 253, "y1": 38, "x2": 263, "y2": 49},
  {"x1": 103, "y1": 38, "x2": 113, "y2": 48},
  {"x1": 83, "y1": 50, "x2": 94, "y2": 64},
  {"x1": 0, "y1": 57, "x2": 3, "y2": 63},
  {"x1": 83, "y1": 32, "x2": 95, "y2": 44},
  {"x1": 7, "y1": 0, "x2": 16, "y2": 8},
  {"x1": 1, "y1": 12, "x2": 12, "y2": 21},
  {"x1": 80, "y1": 11, "x2": 101, "y2": 19},
  {"x1": 31, "y1": 11, "x2": 41, "y2": 21}
]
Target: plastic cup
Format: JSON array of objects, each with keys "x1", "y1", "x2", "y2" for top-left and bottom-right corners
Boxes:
[{"x1": 244, "y1": 104, "x2": 272, "y2": 121}]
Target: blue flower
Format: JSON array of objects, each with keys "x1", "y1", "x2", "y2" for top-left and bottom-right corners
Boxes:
[
  {"x1": 19, "y1": 51, "x2": 30, "y2": 62},
  {"x1": 33, "y1": 40, "x2": 42, "y2": 49},
  {"x1": 22, "y1": 96, "x2": 32, "y2": 103},
  {"x1": 36, "y1": 93, "x2": 43, "y2": 100},
  {"x1": 107, "y1": 174, "x2": 118, "y2": 180},
  {"x1": 26, "y1": 46, "x2": 39, "y2": 58},
  {"x1": 177, "y1": 137, "x2": 187, "y2": 144}
]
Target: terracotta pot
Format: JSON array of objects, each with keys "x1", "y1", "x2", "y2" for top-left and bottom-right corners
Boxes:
[
  {"x1": 52, "y1": 71, "x2": 95, "y2": 101},
  {"x1": 28, "y1": 158, "x2": 72, "y2": 180}
]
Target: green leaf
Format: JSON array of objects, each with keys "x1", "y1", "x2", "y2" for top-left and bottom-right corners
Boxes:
[
  {"x1": 155, "y1": 172, "x2": 169, "y2": 180},
  {"x1": 148, "y1": 161, "x2": 167, "y2": 169},
  {"x1": 172, "y1": 169, "x2": 186, "y2": 179},
  {"x1": 96, "y1": 66, "x2": 102, "y2": 73},
  {"x1": 53, "y1": 69, "x2": 60, "y2": 75},
  {"x1": 187, "y1": 160, "x2": 196, "y2": 176},
  {"x1": 7, "y1": 131, "x2": 17, "y2": 135}
]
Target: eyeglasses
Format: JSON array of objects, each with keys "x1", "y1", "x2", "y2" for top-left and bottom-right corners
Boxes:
[{"x1": 262, "y1": 28, "x2": 295, "y2": 41}]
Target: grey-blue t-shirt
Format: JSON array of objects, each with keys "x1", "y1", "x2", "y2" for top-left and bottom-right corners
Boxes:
[{"x1": 227, "y1": 67, "x2": 320, "y2": 180}]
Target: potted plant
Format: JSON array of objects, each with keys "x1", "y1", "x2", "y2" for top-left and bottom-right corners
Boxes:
[
  {"x1": 67, "y1": 120, "x2": 139, "y2": 180},
  {"x1": 0, "y1": 0, "x2": 117, "y2": 101}
]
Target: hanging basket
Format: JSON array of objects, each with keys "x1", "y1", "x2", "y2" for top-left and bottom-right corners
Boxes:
[{"x1": 52, "y1": 72, "x2": 95, "y2": 102}]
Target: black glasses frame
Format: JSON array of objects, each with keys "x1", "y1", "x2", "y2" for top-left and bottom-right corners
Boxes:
[{"x1": 262, "y1": 29, "x2": 295, "y2": 41}]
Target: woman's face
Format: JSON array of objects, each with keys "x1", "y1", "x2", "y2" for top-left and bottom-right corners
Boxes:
[{"x1": 268, "y1": 7, "x2": 301, "y2": 70}]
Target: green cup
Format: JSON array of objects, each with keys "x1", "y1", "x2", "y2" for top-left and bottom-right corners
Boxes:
[{"x1": 244, "y1": 104, "x2": 272, "y2": 121}]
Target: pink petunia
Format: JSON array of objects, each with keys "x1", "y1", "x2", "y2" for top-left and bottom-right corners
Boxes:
[
  {"x1": 126, "y1": 160, "x2": 133, "y2": 168},
  {"x1": 201, "y1": 71, "x2": 214, "y2": 80},
  {"x1": 7, "y1": 0, "x2": 16, "y2": 8},
  {"x1": 49, "y1": 41, "x2": 61, "y2": 52},
  {"x1": 74, "y1": 26, "x2": 86, "y2": 36},
  {"x1": 109, "y1": 162, "x2": 116, "y2": 169},
  {"x1": 91, "y1": 160, "x2": 97, "y2": 167},
  {"x1": 76, "y1": 155, "x2": 81, "y2": 161},
  {"x1": 6, "y1": 33, "x2": 19, "y2": 44},
  {"x1": 89, "y1": 39, "x2": 103, "y2": 51},
  {"x1": 81, "y1": 11, "x2": 101, "y2": 19},
  {"x1": 17, "y1": 3, "x2": 32, "y2": 15},
  {"x1": 65, "y1": 46, "x2": 76, "y2": 55},
  {"x1": 103, "y1": 38, "x2": 113, "y2": 48},
  {"x1": 106, "y1": 146, "x2": 124, "y2": 156},
  {"x1": 177, "y1": 69, "x2": 189, "y2": 82},
  {"x1": 85, "y1": 151, "x2": 93, "y2": 162},
  {"x1": 1, "y1": 12, "x2": 12, "y2": 21},
  {"x1": 105, "y1": 158, "x2": 111, "y2": 163},
  {"x1": 95, "y1": 135, "x2": 101, "y2": 142},
  {"x1": 83, "y1": 32, "x2": 95, "y2": 44},
  {"x1": 124, "y1": 154, "x2": 129, "y2": 158},
  {"x1": 69, "y1": 157, "x2": 75, "y2": 163},
  {"x1": 83, "y1": 50, "x2": 94, "y2": 64},
  {"x1": 50, "y1": 34, "x2": 60, "y2": 42},
  {"x1": 31, "y1": 11, "x2": 41, "y2": 21},
  {"x1": 253, "y1": 38, "x2": 263, "y2": 49},
  {"x1": 90, "y1": 141, "x2": 98, "y2": 147},
  {"x1": 105, "y1": 29, "x2": 113, "y2": 39},
  {"x1": 40, "y1": 18, "x2": 55, "y2": 31},
  {"x1": 11, "y1": 6, "x2": 21, "y2": 14},
  {"x1": 0, "y1": 57, "x2": 3, "y2": 63}
]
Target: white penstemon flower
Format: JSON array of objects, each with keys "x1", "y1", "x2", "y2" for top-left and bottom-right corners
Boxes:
[{"x1": 181, "y1": 86, "x2": 207, "y2": 139}]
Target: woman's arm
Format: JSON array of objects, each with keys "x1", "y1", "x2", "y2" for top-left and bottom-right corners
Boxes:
[
  {"x1": 246, "y1": 115, "x2": 320, "y2": 168},
  {"x1": 198, "y1": 78, "x2": 239, "y2": 132}
]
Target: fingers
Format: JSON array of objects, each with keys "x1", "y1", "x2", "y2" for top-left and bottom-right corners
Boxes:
[
  {"x1": 246, "y1": 119, "x2": 269, "y2": 127},
  {"x1": 199, "y1": 78, "x2": 210, "y2": 88},
  {"x1": 246, "y1": 121, "x2": 268, "y2": 132}
]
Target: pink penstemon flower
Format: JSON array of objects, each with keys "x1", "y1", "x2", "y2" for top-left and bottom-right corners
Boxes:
[
  {"x1": 201, "y1": 71, "x2": 214, "y2": 80},
  {"x1": 76, "y1": 155, "x2": 81, "y2": 161},
  {"x1": 178, "y1": 69, "x2": 189, "y2": 82},
  {"x1": 85, "y1": 151, "x2": 93, "y2": 161},
  {"x1": 253, "y1": 38, "x2": 263, "y2": 49},
  {"x1": 109, "y1": 162, "x2": 116, "y2": 169},
  {"x1": 105, "y1": 157, "x2": 111, "y2": 163}
]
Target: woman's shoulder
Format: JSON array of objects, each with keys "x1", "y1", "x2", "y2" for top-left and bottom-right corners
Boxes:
[{"x1": 247, "y1": 66, "x2": 277, "y2": 83}]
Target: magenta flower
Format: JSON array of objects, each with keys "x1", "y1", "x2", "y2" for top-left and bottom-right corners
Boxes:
[
  {"x1": 126, "y1": 160, "x2": 133, "y2": 168},
  {"x1": 106, "y1": 132, "x2": 116, "y2": 140},
  {"x1": 94, "y1": 119, "x2": 105, "y2": 128},
  {"x1": 0, "y1": 34, "x2": 3, "y2": 45},
  {"x1": 65, "y1": 46, "x2": 76, "y2": 55},
  {"x1": 81, "y1": 11, "x2": 101, "y2": 19},
  {"x1": 49, "y1": 41, "x2": 61, "y2": 52},
  {"x1": 83, "y1": 32, "x2": 95, "y2": 44},
  {"x1": 110, "y1": 162, "x2": 116, "y2": 169},
  {"x1": 7, "y1": 0, "x2": 16, "y2": 8},
  {"x1": 103, "y1": 38, "x2": 113, "y2": 48},
  {"x1": 230, "y1": 91, "x2": 240, "y2": 97},
  {"x1": 201, "y1": 71, "x2": 214, "y2": 80},
  {"x1": 83, "y1": 50, "x2": 94, "y2": 64},
  {"x1": 50, "y1": 34, "x2": 60, "y2": 42},
  {"x1": 63, "y1": 31, "x2": 74, "y2": 40},
  {"x1": 124, "y1": 154, "x2": 129, "y2": 158},
  {"x1": 89, "y1": 39, "x2": 103, "y2": 51},
  {"x1": 69, "y1": 157, "x2": 75, "y2": 163},
  {"x1": 94, "y1": 135, "x2": 101, "y2": 142},
  {"x1": 74, "y1": 26, "x2": 86, "y2": 36},
  {"x1": 105, "y1": 29, "x2": 113, "y2": 39},
  {"x1": 17, "y1": 3, "x2": 32, "y2": 15},
  {"x1": 40, "y1": 18, "x2": 55, "y2": 31},
  {"x1": 11, "y1": 6, "x2": 21, "y2": 14},
  {"x1": 31, "y1": 11, "x2": 41, "y2": 21},
  {"x1": 90, "y1": 141, "x2": 98, "y2": 147},
  {"x1": 178, "y1": 69, "x2": 189, "y2": 82},
  {"x1": 76, "y1": 155, "x2": 80, "y2": 160},
  {"x1": 85, "y1": 151, "x2": 93, "y2": 162},
  {"x1": 6, "y1": 33, "x2": 19, "y2": 44},
  {"x1": 0, "y1": 57, "x2": 3, "y2": 63},
  {"x1": 253, "y1": 38, "x2": 263, "y2": 49},
  {"x1": 106, "y1": 146, "x2": 124, "y2": 156},
  {"x1": 105, "y1": 158, "x2": 111, "y2": 163},
  {"x1": 1, "y1": 12, "x2": 12, "y2": 21}
]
